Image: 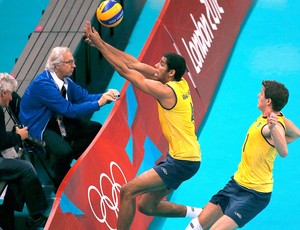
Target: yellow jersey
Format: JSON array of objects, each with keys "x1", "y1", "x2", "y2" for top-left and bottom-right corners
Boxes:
[
  {"x1": 234, "y1": 115, "x2": 285, "y2": 193},
  {"x1": 157, "y1": 78, "x2": 201, "y2": 162}
]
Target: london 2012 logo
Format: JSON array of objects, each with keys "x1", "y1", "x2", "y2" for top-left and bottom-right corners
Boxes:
[{"x1": 87, "y1": 161, "x2": 127, "y2": 230}]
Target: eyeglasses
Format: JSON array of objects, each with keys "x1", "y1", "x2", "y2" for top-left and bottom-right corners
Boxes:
[{"x1": 62, "y1": 59, "x2": 76, "y2": 65}]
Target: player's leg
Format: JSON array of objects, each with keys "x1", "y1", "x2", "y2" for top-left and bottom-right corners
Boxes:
[
  {"x1": 117, "y1": 168, "x2": 166, "y2": 230},
  {"x1": 138, "y1": 154, "x2": 202, "y2": 218},
  {"x1": 186, "y1": 202, "x2": 223, "y2": 230},
  {"x1": 210, "y1": 214, "x2": 238, "y2": 230}
]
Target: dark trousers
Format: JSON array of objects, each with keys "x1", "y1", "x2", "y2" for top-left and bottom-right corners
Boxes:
[
  {"x1": 0, "y1": 157, "x2": 49, "y2": 229},
  {"x1": 0, "y1": 187, "x2": 15, "y2": 230},
  {"x1": 43, "y1": 117, "x2": 101, "y2": 188}
]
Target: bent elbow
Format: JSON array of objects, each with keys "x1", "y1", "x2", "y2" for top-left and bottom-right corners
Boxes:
[{"x1": 279, "y1": 150, "x2": 288, "y2": 158}]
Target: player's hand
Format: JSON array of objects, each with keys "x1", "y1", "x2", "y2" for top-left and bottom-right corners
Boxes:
[{"x1": 84, "y1": 21, "x2": 101, "y2": 45}]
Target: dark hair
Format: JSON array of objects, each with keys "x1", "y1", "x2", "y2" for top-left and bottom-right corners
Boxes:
[
  {"x1": 262, "y1": 80, "x2": 289, "y2": 111},
  {"x1": 163, "y1": 53, "x2": 187, "y2": 81}
]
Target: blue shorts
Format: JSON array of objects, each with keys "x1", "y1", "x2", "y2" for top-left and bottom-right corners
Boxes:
[
  {"x1": 210, "y1": 178, "x2": 271, "y2": 227},
  {"x1": 153, "y1": 154, "x2": 200, "y2": 190}
]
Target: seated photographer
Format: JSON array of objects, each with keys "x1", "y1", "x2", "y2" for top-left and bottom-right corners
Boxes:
[
  {"x1": 0, "y1": 73, "x2": 48, "y2": 229},
  {"x1": 19, "y1": 46, "x2": 120, "y2": 189}
]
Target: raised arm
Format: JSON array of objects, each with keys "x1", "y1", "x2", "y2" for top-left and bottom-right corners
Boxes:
[
  {"x1": 84, "y1": 25, "x2": 156, "y2": 79},
  {"x1": 265, "y1": 113, "x2": 288, "y2": 157},
  {"x1": 284, "y1": 117, "x2": 300, "y2": 143},
  {"x1": 84, "y1": 21, "x2": 173, "y2": 102},
  {"x1": 106, "y1": 42, "x2": 157, "y2": 79}
]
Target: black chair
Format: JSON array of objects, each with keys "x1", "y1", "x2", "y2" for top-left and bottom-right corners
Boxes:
[
  {"x1": 0, "y1": 181, "x2": 14, "y2": 230},
  {"x1": 0, "y1": 181, "x2": 7, "y2": 203},
  {"x1": 7, "y1": 92, "x2": 57, "y2": 190}
]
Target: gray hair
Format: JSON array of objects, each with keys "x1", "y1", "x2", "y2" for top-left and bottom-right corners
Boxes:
[
  {"x1": 45, "y1": 47, "x2": 71, "y2": 71},
  {"x1": 0, "y1": 73, "x2": 17, "y2": 92}
]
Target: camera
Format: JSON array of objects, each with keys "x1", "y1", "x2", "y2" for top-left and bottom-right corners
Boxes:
[{"x1": 15, "y1": 124, "x2": 46, "y2": 149}]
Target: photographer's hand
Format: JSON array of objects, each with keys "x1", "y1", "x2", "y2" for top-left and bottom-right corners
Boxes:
[
  {"x1": 98, "y1": 89, "x2": 120, "y2": 106},
  {"x1": 16, "y1": 126, "x2": 28, "y2": 141}
]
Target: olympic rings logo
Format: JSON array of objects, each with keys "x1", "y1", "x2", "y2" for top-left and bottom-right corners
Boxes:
[{"x1": 88, "y1": 161, "x2": 127, "y2": 230}]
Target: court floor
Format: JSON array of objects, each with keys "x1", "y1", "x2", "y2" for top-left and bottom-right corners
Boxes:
[
  {"x1": 0, "y1": 0, "x2": 50, "y2": 73},
  {"x1": 1, "y1": 0, "x2": 299, "y2": 229}
]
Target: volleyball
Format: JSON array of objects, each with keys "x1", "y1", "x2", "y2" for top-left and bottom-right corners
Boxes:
[{"x1": 96, "y1": 0, "x2": 123, "y2": 27}]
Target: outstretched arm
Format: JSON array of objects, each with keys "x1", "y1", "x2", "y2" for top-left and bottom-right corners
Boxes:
[
  {"x1": 84, "y1": 26, "x2": 156, "y2": 79},
  {"x1": 106, "y1": 42, "x2": 157, "y2": 79},
  {"x1": 84, "y1": 21, "x2": 172, "y2": 101}
]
